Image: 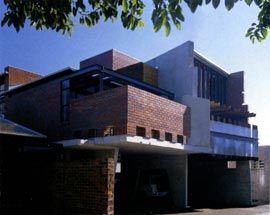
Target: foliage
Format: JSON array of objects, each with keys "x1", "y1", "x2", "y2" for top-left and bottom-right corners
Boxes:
[{"x1": 1, "y1": 0, "x2": 270, "y2": 42}]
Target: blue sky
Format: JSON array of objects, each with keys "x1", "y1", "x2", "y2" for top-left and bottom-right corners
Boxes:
[{"x1": 0, "y1": 1, "x2": 269, "y2": 145}]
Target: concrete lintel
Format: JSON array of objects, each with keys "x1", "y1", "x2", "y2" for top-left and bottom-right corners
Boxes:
[{"x1": 56, "y1": 135, "x2": 212, "y2": 154}]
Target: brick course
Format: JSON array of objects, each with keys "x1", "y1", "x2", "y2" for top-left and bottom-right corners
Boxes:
[
  {"x1": 53, "y1": 156, "x2": 115, "y2": 215},
  {"x1": 5, "y1": 66, "x2": 42, "y2": 87}
]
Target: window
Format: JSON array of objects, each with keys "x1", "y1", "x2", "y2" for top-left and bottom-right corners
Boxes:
[
  {"x1": 136, "y1": 126, "x2": 146, "y2": 137},
  {"x1": 151, "y1": 129, "x2": 160, "y2": 139},
  {"x1": 177, "y1": 135, "x2": 184, "y2": 144},
  {"x1": 227, "y1": 161, "x2": 237, "y2": 169},
  {"x1": 0, "y1": 84, "x2": 5, "y2": 92},
  {"x1": 61, "y1": 79, "x2": 70, "y2": 122},
  {"x1": 194, "y1": 58, "x2": 227, "y2": 105},
  {"x1": 165, "y1": 132, "x2": 172, "y2": 142},
  {"x1": 250, "y1": 160, "x2": 264, "y2": 170},
  {"x1": 104, "y1": 127, "x2": 115, "y2": 136}
]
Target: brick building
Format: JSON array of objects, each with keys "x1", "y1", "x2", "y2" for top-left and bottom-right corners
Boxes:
[{"x1": 0, "y1": 41, "x2": 260, "y2": 214}]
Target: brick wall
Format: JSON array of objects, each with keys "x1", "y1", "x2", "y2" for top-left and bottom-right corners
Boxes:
[
  {"x1": 80, "y1": 50, "x2": 158, "y2": 86},
  {"x1": 5, "y1": 82, "x2": 189, "y2": 142},
  {"x1": 5, "y1": 79, "x2": 63, "y2": 139},
  {"x1": 117, "y1": 63, "x2": 158, "y2": 86},
  {"x1": 127, "y1": 86, "x2": 190, "y2": 142},
  {"x1": 70, "y1": 86, "x2": 128, "y2": 138},
  {"x1": 80, "y1": 49, "x2": 139, "y2": 71},
  {"x1": 53, "y1": 156, "x2": 115, "y2": 215},
  {"x1": 5, "y1": 66, "x2": 42, "y2": 87},
  {"x1": 70, "y1": 85, "x2": 189, "y2": 142},
  {"x1": 111, "y1": 49, "x2": 139, "y2": 70}
]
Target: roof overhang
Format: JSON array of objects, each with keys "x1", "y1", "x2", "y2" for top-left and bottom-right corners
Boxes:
[
  {"x1": 56, "y1": 135, "x2": 211, "y2": 155},
  {"x1": 0, "y1": 117, "x2": 46, "y2": 138}
]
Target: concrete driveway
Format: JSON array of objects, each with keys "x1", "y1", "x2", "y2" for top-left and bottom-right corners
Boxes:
[
  {"x1": 126, "y1": 204, "x2": 270, "y2": 215},
  {"x1": 162, "y1": 204, "x2": 270, "y2": 215}
]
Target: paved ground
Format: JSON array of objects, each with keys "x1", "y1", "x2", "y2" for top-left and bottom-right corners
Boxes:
[
  {"x1": 126, "y1": 204, "x2": 270, "y2": 215},
  {"x1": 160, "y1": 204, "x2": 270, "y2": 215}
]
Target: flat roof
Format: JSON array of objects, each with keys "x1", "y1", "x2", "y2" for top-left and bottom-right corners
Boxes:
[
  {"x1": 1, "y1": 64, "x2": 174, "y2": 99},
  {"x1": 194, "y1": 51, "x2": 229, "y2": 77},
  {"x1": 0, "y1": 67, "x2": 76, "y2": 96}
]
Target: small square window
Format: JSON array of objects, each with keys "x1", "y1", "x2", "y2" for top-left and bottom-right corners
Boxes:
[
  {"x1": 177, "y1": 135, "x2": 184, "y2": 144},
  {"x1": 151, "y1": 129, "x2": 160, "y2": 139},
  {"x1": 165, "y1": 132, "x2": 172, "y2": 142},
  {"x1": 104, "y1": 127, "x2": 115, "y2": 136},
  {"x1": 136, "y1": 126, "x2": 146, "y2": 137},
  {"x1": 227, "y1": 161, "x2": 237, "y2": 169}
]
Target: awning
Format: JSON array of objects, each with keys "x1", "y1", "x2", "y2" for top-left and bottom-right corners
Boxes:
[{"x1": 0, "y1": 117, "x2": 46, "y2": 138}]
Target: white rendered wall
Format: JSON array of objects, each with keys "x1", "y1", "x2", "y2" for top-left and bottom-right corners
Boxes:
[
  {"x1": 182, "y1": 95, "x2": 211, "y2": 148},
  {"x1": 147, "y1": 41, "x2": 197, "y2": 101}
]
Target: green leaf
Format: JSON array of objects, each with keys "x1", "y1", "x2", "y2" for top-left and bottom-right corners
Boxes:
[
  {"x1": 122, "y1": 0, "x2": 128, "y2": 13},
  {"x1": 244, "y1": 0, "x2": 253, "y2": 6},
  {"x1": 79, "y1": 17, "x2": 85, "y2": 25},
  {"x1": 225, "y1": 0, "x2": 234, "y2": 10},
  {"x1": 212, "y1": 0, "x2": 220, "y2": 8},
  {"x1": 254, "y1": 0, "x2": 262, "y2": 6},
  {"x1": 174, "y1": 20, "x2": 181, "y2": 29},
  {"x1": 184, "y1": 0, "x2": 200, "y2": 13},
  {"x1": 85, "y1": 16, "x2": 92, "y2": 26},
  {"x1": 174, "y1": 6, "x2": 184, "y2": 21},
  {"x1": 72, "y1": 7, "x2": 77, "y2": 16},
  {"x1": 261, "y1": 28, "x2": 267, "y2": 38},
  {"x1": 205, "y1": 0, "x2": 211, "y2": 4},
  {"x1": 138, "y1": 19, "x2": 144, "y2": 27},
  {"x1": 1, "y1": 15, "x2": 9, "y2": 26},
  {"x1": 165, "y1": 21, "x2": 171, "y2": 36},
  {"x1": 153, "y1": 16, "x2": 163, "y2": 32}
]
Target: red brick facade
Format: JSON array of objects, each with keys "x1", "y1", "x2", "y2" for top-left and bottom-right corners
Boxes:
[
  {"x1": 80, "y1": 50, "x2": 158, "y2": 86},
  {"x1": 127, "y1": 86, "x2": 190, "y2": 142},
  {"x1": 70, "y1": 86, "x2": 128, "y2": 138},
  {"x1": 5, "y1": 66, "x2": 42, "y2": 87},
  {"x1": 53, "y1": 156, "x2": 115, "y2": 215},
  {"x1": 69, "y1": 85, "x2": 189, "y2": 142},
  {"x1": 80, "y1": 49, "x2": 139, "y2": 71},
  {"x1": 5, "y1": 82, "x2": 189, "y2": 142},
  {"x1": 4, "y1": 79, "x2": 62, "y2": 139}
]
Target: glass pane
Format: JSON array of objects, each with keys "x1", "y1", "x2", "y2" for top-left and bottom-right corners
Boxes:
[
  {"x1": 62, "y1": 79, "x2": 70, "y2": 89},
  {"x1": 62, "y1": 90, "x2": 70, "y2": 105}
]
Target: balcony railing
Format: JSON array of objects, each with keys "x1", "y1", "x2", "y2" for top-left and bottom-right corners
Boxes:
[
  {"x1": 210, "y1": 121, "x2": 258, "y2": 139},
  {"x1": 210, "y1": 121, "x2": 258, "y2": 158}
]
